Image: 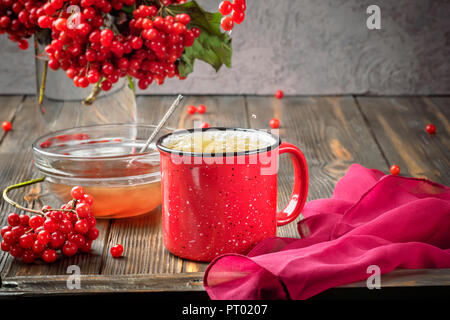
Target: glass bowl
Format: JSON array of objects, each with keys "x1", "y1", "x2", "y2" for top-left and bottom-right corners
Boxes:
[{"x1": 32, "y1": 124, "x2": 172, "y2": 219}]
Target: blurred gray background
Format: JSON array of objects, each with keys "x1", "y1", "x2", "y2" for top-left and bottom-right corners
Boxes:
[{"x1": 0, "y1": 0, "x2": 449, "y2": 95}]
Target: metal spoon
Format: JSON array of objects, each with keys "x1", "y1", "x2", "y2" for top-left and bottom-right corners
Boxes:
[{"x1": 139, "y1": 94, "x2": 184, "y2": 153}]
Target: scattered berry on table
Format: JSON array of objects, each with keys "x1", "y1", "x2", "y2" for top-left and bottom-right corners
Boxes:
[
  {"x1": 425, "y1": 124, "x2": 436, "y2": 135},
  {"x1": 197, "y1": 104, "x2": 207, "y2": 114},
  {"x1": 390, "y1": 164, "x2": 400, "y2": 176},
  {"x1": 275, "y1": 90, "x2": 284, "y2": 99},
  {"x1": 2, "y1": 121, "x2": 12, "y2": 132},
  {"x1": 111, "y1": 244, "x2": 124, "y2": 258},
  {"x1": 187, "y1": 105, "x2": 197, "y2": 114},
  {"x1": 269, "y1": 118, "x2": 280, "y2": 129}
]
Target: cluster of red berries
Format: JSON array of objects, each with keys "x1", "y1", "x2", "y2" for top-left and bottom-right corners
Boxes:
[
  {"x1": 45, "y1": 1, "x2": 201, "y2": 90},
  {"x1": 186, "y1": 104, "x2": 206, "y2": 114},
  {"x1": 219, "y1": 0, "x2": 246, "y2": 31},
  {"x1": 1, "y1": 0, "x2": 200, "y2": 92},
  {"x1": 1, "y1": 186, "x2": 98, "y2": 263},
  {"x1": 0, "y1": 0, "x2": 44, "y2": 50},
  {"x1": 186, "y1": 104, "x2": 209, "y2": 128}
]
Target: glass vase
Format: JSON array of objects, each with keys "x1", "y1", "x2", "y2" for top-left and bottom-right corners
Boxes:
[{"x1": 34, "y1": 33, "x2": 137, "y2": 133}]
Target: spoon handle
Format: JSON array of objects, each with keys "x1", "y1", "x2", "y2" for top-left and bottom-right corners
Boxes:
[{"x1": 139, "y1": 94, "x2": 184, "y2": 153}]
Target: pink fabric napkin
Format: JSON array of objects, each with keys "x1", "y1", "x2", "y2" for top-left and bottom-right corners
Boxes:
[{"x1": 203, "y1": 164, "x2": 450, "y2": 299}]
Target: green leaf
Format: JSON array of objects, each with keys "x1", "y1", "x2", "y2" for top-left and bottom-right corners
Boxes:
[
  {"x1": 166, "y1": 1, "x2": 232, "y2": 77},
  {"x1": 120, "y1": 5, "x2": 135, "y2": 18},
  {"x1": 178, "y1": 30, "x2": 232, "y2": 77}
]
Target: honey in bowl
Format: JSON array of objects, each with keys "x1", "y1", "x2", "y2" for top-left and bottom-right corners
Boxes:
[
  {"x1": 46, "y1": 160, "x2": 161, "y2": 219},
  {"x1": 32, "y1": 124, "x2": 171, "y2": 219}
]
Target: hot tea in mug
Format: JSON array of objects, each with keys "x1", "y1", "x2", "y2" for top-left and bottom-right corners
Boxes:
[{"x1": 157, "y1": 128, "x2": 308, "y2": 261}]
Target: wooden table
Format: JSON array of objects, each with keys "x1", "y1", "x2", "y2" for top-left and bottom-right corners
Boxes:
[{"x1": 0, "y1": 95, "x2": 449, "y2": 299}]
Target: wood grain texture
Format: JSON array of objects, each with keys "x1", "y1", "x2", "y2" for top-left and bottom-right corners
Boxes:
[
  {"x1": 0, "y1": 96, "x2": 25, "y2": 276},
  {"x1": 356, "y1": 97, "x2": 450, "y2": 184},
  {"x1": 1, "y1": 95, "x2": 449, "y2": 296},
  {"x1": 246, "y1": 96, "x2": 389, "y2": 237},
  {"x1": 1, "y1": 268, "x2": 448, "y2": 296},
  {"x1": 0, "y1": 272, "x2": 205, "y2": 295},
  {"x1": 0, "y1": 96, "x2": 23, "y2": 144},
  {"x1": 101, "y1": 96, "x2": 248, "y2": 275},
  {"x1": 0, "y1": 96, "x2": 46, "y2": 277}
]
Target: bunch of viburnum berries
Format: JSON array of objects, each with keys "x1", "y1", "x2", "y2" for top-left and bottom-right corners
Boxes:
[
  {"x1": 0, "y1": 186, "x2": 98, "y2": 264},
  {"x1": 0, "y1": 0, "x2": 243, "y2": 95}
]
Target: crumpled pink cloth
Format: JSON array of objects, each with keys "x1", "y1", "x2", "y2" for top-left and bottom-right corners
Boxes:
[{"x1": 204, "y1": 164, "x2": 450, "y2": 299}]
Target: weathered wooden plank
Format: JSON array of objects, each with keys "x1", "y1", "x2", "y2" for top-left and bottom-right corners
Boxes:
[
  {"x1": 101, "y1": 96, "x2": 249, "y2": 276},
  {"x1": 0, "y1": 96, "x2": 109, "y2": 277},
  {"x1": 424, "y1": 96, "x2": 450, "y2": 137},
  {"x1": 340, "y1": 268, "x2": 450, "y2": 288},
  {"x1": 0, "y1": 95, "x2": 25, "y2": 275},
  {"x1": 1, "y1": 272, "x2": 205, "y2": 295},
  {"x1": 356, "y1": 97, "x2": 450, "y2": 184},
  {"x1": 246, "y1": 96, "x2": 389, "y2": 238},
  {"x1": 1, "y1": 94, "x2": 448, "y2": 295},
  {"x1": 0, "y1": 96, "x2": 24, "y2": 144},
  {"x1": 1, "y1": 268, "x2": 448, "y2": 296}
]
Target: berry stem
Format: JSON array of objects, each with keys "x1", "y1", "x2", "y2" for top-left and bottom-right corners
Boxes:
[
  {"x1": 3, "y1": 176, "x2": 47, "y2": 216},
  {"x1": 83, "y1": 80, "x2": 102, "y2": 106},
  {"x1": 38, "y1": 60, "x2": 48, "y2": 106},
  {"x1": 2, "y1": 176, "x2": 77, "y2": 216},
  {"x1": 127, "y1": 75, "x2": 136, "y2": 94}
]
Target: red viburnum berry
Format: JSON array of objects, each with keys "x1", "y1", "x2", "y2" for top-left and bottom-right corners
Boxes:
[
  {"x1": 197, "y1": 105, "x2": 207, "y2": 114},
  {"x1": 269, "y1": 118, "x2": 280, "y2": 129},
  {"x1": 219, "y1": 1, "x2": 232, "y2": 15},
  {"x1": 110, "y1": 244, "x2": 123, "y2": 258},
  {"x1": 425, "y1": 124, "x2": 436, "y2": 135},
  {"x1": 390, "y1": 164, "x2": 400, "y2": 176},
  {"x1": 2, "y1": 121, "x2": 12, "y2": 132},
  {"x1": 221, "y1": 16, "x2": 234, "y2": 31},
  {"x1": 275, "y1": 90, "x2": 284, "y2": 99}
]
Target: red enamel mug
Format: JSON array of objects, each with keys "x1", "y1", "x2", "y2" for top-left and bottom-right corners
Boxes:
[{"x1": 156, "y1": 128, "x2": 308, "y2": 261}]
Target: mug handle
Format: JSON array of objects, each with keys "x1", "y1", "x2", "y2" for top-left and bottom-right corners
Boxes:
[{"x1": 276, "y1": 142, "x2": 309, "y2": 226}]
